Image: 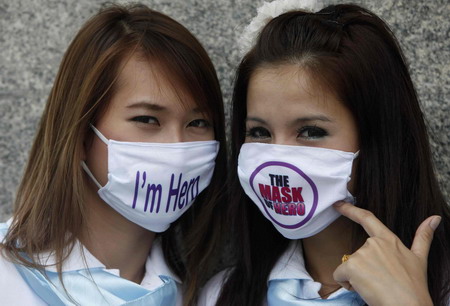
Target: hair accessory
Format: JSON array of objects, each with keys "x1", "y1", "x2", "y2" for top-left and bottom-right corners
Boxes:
[
  {"x1": 341, "y1": 254, "x2": 351, "y2": 263},
  {"x1": 240, "y1": 0, "x2": 324, "y2": 55}
]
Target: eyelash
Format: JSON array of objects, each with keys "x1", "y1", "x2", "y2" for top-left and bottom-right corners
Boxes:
[
  {"x1": 297, "y1": 125, "x2": 328, "y2": 140},
  {"x1": 188, "y1": 119, "x2": 211, "y2": 128},
  {"x1": 132, "y1": 116, "x2": 159, "y2": 125},
  {"x1": 245, "y1": 127, "x2": 271, "y2": 139},
  {"x1": 131, "y1": 116, "x2": 211, "y2": 128},
  {"x1": 245, "y1": 125, "x2": 328, "y2": 140}
]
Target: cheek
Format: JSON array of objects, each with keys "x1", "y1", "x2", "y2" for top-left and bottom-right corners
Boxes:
[
  {"x1": 85, "y1": 136, "x2": 109, "y2": 187},
  {"x1": 205, "y1": 128, "x2": 215, "y2": 141},
  {"x1": 189, "y1": 127, "x2": 215, "y2": 142},
  {"x1": 347, "y1": 158, "x2": 359, "y2": 194}
]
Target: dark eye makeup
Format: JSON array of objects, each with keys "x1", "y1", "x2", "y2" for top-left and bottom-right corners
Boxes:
[
  {"x1": 245, "y1": 125, "x2": 328, "y2": 142},
  {"x1": 245, "y1": 126, "x2": 271, "y2": 139},
  {"x1": 297, "y1": 125, "x2": 328, "y2": 140},
  {"x1": 188, "y1": 119, "x2": 211, "y2": 128},
  {"x1": 131, "y1": 116, "x2": 159, "y2": 125}
]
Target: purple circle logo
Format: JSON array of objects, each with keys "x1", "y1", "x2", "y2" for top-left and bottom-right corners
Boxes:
[{"x1": 249, "y1": 161, "x2": 318, "y2": 229}]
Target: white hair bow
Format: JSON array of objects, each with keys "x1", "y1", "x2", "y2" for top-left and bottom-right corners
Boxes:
[{"x1": 240, "y1": 0, "x2": 324, "y2": 55}]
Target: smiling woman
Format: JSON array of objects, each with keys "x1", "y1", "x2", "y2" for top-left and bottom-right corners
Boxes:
[
  {"x1": 89, "y1": 55, "x2": 215, "y2": 145},
  {"x1": 245, "y1": 66, "x2": 359, "y2": 152},
  {"x1": 200, "y1": 1, "x2": 450, "y2": 306},
  {"x1": 0, "y1": 3, "x2": 226, "y2": 305}
]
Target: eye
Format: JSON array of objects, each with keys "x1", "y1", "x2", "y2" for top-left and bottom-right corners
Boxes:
[
  {"x1": 131, "y1": 116, "x2": 159, "y2": 125},
  {"x1": 188, "y1": 119, "x2": 211, "y2": 128},
  {"x1": 245, "y1": 127, "x2": 271, "y2": 139},
  {"x1": 297, "y1": 126, "x2": 328, "y2": 140}
]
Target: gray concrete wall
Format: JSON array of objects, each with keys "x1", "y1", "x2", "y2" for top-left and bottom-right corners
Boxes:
[{"x1": 1, "y1": 0, "x2": 449, "y2": 221}]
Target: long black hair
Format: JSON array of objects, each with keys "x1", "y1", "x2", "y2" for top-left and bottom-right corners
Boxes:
[{"x1": 217, "y1": 4, "x2": 449, "y2": 305}]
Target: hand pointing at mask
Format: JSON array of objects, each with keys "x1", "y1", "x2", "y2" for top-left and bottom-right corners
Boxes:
[{"x1": 332, "y1": 202, "x2": 439, "y2": 306}]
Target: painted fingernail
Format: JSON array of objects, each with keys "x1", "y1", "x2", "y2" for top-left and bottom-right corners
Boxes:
[
  {"x1": 334, "y1": 201, "x2": 345, "y2": 207},
  {"x1": 429, "y1": 216, "x2": 442, "y2": 230}
]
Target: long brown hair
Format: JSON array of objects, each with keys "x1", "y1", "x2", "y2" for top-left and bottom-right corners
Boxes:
[
  {"x1": 1, "y1": 4, "x2": 227, "y2": 305},
  {"x1": 218, "y1": 4, "x2": 449, "y2": 305}
]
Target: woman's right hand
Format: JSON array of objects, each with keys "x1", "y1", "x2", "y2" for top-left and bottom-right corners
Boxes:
[{"x1": 333, "y1": 202, "x2": 439, "y2": 306}]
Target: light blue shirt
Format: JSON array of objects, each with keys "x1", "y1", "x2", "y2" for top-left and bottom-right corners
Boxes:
[
  {"x1": 199, "y1": 242, "x2": 364, "y2": 305},
  {"x1": 0, "y1": 221, "x2": 182, "y2": 305}
]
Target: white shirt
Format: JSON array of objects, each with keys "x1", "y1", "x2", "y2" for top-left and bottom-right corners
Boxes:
[
  {"x1": 198, "y1": 242, "x2": 353, "y2": 305},
  {"x1": 0, "y1": 222, "x2": 182, "y2": 305}
]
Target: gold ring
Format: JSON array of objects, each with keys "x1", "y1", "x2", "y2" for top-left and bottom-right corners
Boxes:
[{"x1": 342, "y1": 254, "x2": 351, "y2": 263}]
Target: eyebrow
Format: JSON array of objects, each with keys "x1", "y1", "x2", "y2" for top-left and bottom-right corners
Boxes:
[
  {"x1": 293, "y1": 115, "x2": 332, "y2": 124},
  {"x1": 127, "y1": 101, "x2": 166, "y2": 111},
  {"x1": 246, "y1": 117, "x2": 267, "y2": 124},
  {"x1": 127, "y1": 101, "x2": 207, "y2": 115},
  {"x1": 246, "y1": 115, "x2": 332, "y2": 125},
  {"x1": 191, "y1": 106, "x2": 206, "y2": 114}
]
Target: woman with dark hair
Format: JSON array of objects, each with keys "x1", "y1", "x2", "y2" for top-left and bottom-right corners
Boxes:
[
  {"x1": 0, "y1": 3, "x2": 226, "y2": 305},
  {"x1": 200, "y1": 1, "x2": 449, "y2": 305}
]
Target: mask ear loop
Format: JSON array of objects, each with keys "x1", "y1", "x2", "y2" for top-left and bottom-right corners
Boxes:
[
  {"x1": 347, "y1": 150, "x2": 360, "y2": 204},
  {"x1": 81, "y1": 161, "x2": 103, "y2": 189},
  {"x1": 80, "y1": 124, "x2": 109, "y2": 189},
  {"x1": 90, "y1": 124, "x2": 109, "y2": 145}
]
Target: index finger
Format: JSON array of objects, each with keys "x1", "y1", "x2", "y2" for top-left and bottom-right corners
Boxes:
[{"x1": 333, "y1": 201, "x2": 392, "y2": 237}]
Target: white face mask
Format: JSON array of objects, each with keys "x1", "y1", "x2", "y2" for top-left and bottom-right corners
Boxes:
[
  {"x1": 238, "y1": 143, "x2": 358, "y2": 239},
  {"x1": 82, "y1": 125, "x2": 219, "y2": 232}
]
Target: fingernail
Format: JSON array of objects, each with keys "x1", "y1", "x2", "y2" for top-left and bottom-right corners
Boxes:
[
  {"x1": 429, "y1": 216, "x2": 442, "y2": 230},
  {"x1": 334, "y1": 201, "x2": 345, "y2": 207}
]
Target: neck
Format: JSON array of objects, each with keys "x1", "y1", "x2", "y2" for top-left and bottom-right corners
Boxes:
[
  {"x1": 302, "y1": 217, "x2": 355, "y2": 298},
  {"x1": 80, "y1": 184, "x2": 155, "y2": 284}
]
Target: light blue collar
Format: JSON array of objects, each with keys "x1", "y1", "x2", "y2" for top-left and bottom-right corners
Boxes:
[
  {"x1": 268, "y1": 279, "x2": 364, "y2": 305},
  {"x1": 14, "y1": 264, "x2": 177, "y2": 305},
  {"x1": 0, "y1": 223, "x2": 178, "y2": 305},
  {"x1": 267, "y1": 242, "x2": 365, "y2": 305}
]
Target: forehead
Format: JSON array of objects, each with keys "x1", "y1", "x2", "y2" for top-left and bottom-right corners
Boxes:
[
  {"x1": 247, "y1": 64, "x2": 339, "y2": 113},
  {"x1": 112, "y1": 53, "x2": 198, "y2": 109}
]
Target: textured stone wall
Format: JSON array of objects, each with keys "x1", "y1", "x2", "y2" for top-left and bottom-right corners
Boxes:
[{"x1": 1, "y1": 0, "x2": 449, "y2": 221}]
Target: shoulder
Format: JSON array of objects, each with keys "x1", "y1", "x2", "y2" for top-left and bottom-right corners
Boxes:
[
  {"x1": 0, "y1": 222, "x2": 45, "y2": 304},
  {"x1": 0, "y1": 250, "x2": 46, "y2": 304},
  {"x1": 198, "y1": 269, "x2": 231, "y2": 306}
]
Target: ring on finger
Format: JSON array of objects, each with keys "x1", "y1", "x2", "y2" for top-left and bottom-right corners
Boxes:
[{"x1": 341, "y1": 254, "x2": 351, "y2": 263}]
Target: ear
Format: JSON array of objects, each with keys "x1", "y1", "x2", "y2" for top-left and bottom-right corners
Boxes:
[
  {"x1": 81, "y1": 127, "x2": 94, "y2": 161},
  {"x1": 81, "y1": 143, "x2": 87, "y2": 161}
]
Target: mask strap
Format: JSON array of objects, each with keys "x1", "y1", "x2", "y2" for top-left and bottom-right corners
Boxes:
[
  {"x1": 354, "y1": 150, "x2": 360, "y2": 158},
  {"x1": 90, "y1": 124, "x2": 109, "y2": 145},
  {"x1": 81, "y1": 161, "x2": 102, "y2": 189}
]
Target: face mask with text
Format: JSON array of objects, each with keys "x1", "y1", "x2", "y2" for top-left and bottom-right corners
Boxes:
[
  {"x1": 238, "y1": 143, "x2": 358, "y2": 239},
  {"x1": 82, "y1": 125, "x2": 219, "y2": 232}
]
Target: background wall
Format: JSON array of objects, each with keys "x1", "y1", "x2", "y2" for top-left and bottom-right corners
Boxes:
[{"x1": 1, "y1": 0, "x2": 449, "y2": 221}]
